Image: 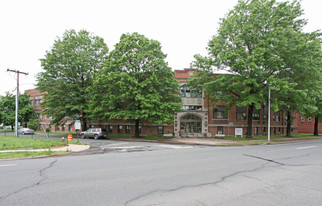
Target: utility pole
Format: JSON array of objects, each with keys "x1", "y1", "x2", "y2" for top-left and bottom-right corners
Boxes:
[{"x1": 7, "y1": 69, "x2": 28, "y2": 137}]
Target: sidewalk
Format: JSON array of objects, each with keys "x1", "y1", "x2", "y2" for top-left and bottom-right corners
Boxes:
[{"x1": 110, "y1": 136, "x2": 322, "y2": 146}]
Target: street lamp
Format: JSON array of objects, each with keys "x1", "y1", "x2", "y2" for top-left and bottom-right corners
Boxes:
[{"x1": 268, "y1": 86, "x2": 271, "y2": 142}]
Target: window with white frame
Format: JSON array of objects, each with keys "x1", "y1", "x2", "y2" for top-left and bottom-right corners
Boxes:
[
  {"x1": 252, "y1": 109, "x2": 260, "y2": 121},
  {"x1": 301, "y1": 116, "x2": 305, "y2": 123},
  {"x1": 236, "y1": 106, "x2": 247, "y2": 120},
  {"x1": 180, "y1": 85, "x2": 202, "y2": 98},
  {"x1": 213, "y1": 106, "x2": 228, "y2": 119},
  {"x1": 157, "y1": 126, "x2": 164, "y2": 134},
  {"x1": 273, "y1": 111, "x2": 280, "y2": 122}
]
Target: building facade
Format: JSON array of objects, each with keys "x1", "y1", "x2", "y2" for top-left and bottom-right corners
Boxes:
[
  {"x1": 26, "y1": 89, "x2": 77, "y2": 132},
  {"x1": 174, "y1": 69, "x2": 297, "y2": 137},
  {"x1": 297, "y1": 113, "x2": 322, "y2": 134},
  {"x1": 26, "y1": 68, "x2": 300, "y2": 136}
]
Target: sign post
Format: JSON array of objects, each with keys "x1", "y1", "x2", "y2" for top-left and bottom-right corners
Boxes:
[{"x1": 235, "y1": 128, "x2": 243, "y2": 138}]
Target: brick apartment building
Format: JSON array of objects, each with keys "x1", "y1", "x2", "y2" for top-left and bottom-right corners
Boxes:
[
  {"x1": 26, "y1": 89, "x2": 76, "y2": 132},
  {"x1": 297, "y1": 113, "x2": 322, "y2": 134},
  {"x1": 26, "y1": 68, "x2": 300, "y2": 137},
  {"x1": 173, "y1": 69, "x2": 296, "y2": 137}
]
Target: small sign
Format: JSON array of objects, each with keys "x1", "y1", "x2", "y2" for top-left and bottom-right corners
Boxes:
[
  {"x1": 235, "y1": 128, "x2": 243, "y2": 137},
  {"x1": 75, "y1": 120, "x2": 81, "y2": 130}
]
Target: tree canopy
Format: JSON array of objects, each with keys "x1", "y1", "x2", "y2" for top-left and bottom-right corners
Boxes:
[
  {"x1": 191, "y1": 0, "x2": 321, "y2": 137},
  {"x1": 88, "y1": 32, "x2": 182, "y2": 137},
  {"x1": 0, "y1": 93, "x2": 36, "y2": 130},
  {"x1": 37, "y1": 29, "x2": 109, "y2": 130}
]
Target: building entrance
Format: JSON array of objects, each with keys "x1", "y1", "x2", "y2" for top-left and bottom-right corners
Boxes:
[{"x1": 180, "y1": 114, "x2": 202, "y2": 133}]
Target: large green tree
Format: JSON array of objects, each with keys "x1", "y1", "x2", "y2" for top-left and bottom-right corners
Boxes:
[
  {"x1": 37, "y1": 29, "x2": 109, "y2": 130},
  {"x1": 0, "y1": 93, "x2": 36, "y2": 130},
  {"x1": 191, "y1": 0, "x2": 320, "y2": 138},
  {"x1": 88, "y1": 32, "x2": 182, "y2": 137}
]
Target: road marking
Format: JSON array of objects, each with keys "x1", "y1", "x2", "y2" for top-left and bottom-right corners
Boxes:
[
  {"x1": 296, "y1": 146, "x2": 317, "y2": 150},
  {"x1": 108, "y1": 143, "x2": 128, "y2": 146},
  {"x1": 156, "y1": 145, "x2": 194, "y2": 149},
  {"x1": 110, "y1": 146, "x2": 142, "y2": 149},
  {"x1": 0, "y1": 164, "x2": 16, "y2": 167}
]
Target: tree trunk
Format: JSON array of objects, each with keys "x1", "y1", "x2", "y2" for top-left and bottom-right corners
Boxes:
[
  {"x1": 314, "y1": 116, "x2": 319, "y2": 136},
  {"x1": 81, "y1": 112, "x2": 88, "y2": 131},
  {"x1": 286, "y1": 111, "x2": 292, "y2": 137},
  {"x1": 246, "y1": 103, "x2": 254, "y2": 138},
  {"x1": 134, "y1": 119, "x2": 140, "y2": 137}
]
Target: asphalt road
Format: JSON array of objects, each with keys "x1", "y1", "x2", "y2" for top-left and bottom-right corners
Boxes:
[{"x1": 1, "y1": 139, "x2": 322, "y2": 206}]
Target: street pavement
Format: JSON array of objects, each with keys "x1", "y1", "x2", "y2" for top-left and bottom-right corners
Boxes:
[{"x1": 1, "y1": 138, "x2": 322, "y2": 205}]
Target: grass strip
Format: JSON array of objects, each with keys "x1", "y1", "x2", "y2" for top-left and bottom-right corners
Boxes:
[
  {"x1": 0, "y1": 136, "x2": 66, "y2": 150},
  {"x1": 0, "y1": 151, "x2": 69, "y2": 159}
]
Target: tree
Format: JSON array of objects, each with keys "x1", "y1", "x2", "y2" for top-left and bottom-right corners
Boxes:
[
  {"x1": 191, "y1": 0, "x2": 320, "y2": 138},
  {"x1": 88, "y1": 32, "x2": 182, "y2": 137},
  {"x1": 27, "y1": 119, "x2": 40, "y2": 131},
  {"x1": 37, "y1": 29, "x2": 109, "y2": 131},
  {"x1": 0, "y1": 93, "x2": 36, "y2": 130}
]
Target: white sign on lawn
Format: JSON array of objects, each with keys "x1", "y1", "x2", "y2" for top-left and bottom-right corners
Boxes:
[
  {"x1": 235, "y1": 128, "x2": 243, "y2": 137},
  {"x1": 75, "y1": 120, "x2": 81, "y2": 130}
]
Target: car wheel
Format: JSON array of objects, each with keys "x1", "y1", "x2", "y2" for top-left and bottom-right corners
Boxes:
[
  {"x1": 22, "y1": 132, "x2": 25, "y2": 135},
  {"x1": 94, "y1": 134, "x2": 98, "y2": 140},
  {"x1": 81, "y1": 134, "x2": 86, "y2": 139}
]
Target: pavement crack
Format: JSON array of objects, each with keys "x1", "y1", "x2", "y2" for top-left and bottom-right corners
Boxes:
[
  {"x1": 243, "y1": 154, "x2": 322, "y2": 167},
  {"x1": 244, "y1": 154, "x2": 285, "y2": 165},
  {"x1": 125, "y1": 164, "x2": 266, "y2": 206},
  {"x1": 0, "y1": 159, "x2": 57, "y2": 201}
]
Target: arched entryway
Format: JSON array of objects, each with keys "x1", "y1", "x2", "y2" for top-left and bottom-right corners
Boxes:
[{"x1": 180, "y1": 114, "x2": 202, "y2": 133}]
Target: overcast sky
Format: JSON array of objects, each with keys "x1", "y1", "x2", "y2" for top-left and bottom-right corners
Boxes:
[{"x1": 0, "y1": 0, "x2": 321, "y2": 95}]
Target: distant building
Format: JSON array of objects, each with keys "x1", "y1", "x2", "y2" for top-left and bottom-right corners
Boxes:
[{"x1": 26, "y1": 89, "x2": 76, "y2": 132}]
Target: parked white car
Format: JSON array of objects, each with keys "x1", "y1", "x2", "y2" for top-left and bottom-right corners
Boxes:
[{"x1": 18, "y1": 128, "x2": 35, "y2": 135}]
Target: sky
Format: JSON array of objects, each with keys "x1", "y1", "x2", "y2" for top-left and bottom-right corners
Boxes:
[{"x1": 0, "y1": 0, "x2": 321, "y2": 95}]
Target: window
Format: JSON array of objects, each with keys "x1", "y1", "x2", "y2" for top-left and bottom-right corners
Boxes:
[
  {"x1": 273, "y1": 111, "x2": 280, "y2": 122},
  {"x1": 157, "y1": 126, "x2": 164, "y2": 134},
  {"x1": 263, "y1": 127, "x2": 266, "y2": 135},
  {"x1": 180, "y1": 85, "x2": 202, "y2": 98},
  {"x1": 125, "y1": 125, "x2": 131, "y2": 134},
  {"x1": 217, "y1": 126, "x2": 223, "y2": 134},
  {"x1": 35, "y1": 99, "x2": 42, "y2": 105},
  {"x1": 301, "y1": 116, "x2": 305, "y2": 123},
  {"x1": 68, "y1": 125, "x2": 72, "y2": 131},
  {"x1": 62, "y1": 125, "x2": 65, "y2": 131},
  {"x1": 253, "y1": 109, "x2": 260, "y2": 121},
  {"x1": 263, "y1": 104, "x2": 268, "y2": 121},
  {"x1": 118, "y1": 125, "x2": 123, "y2": 134},
  {"x1": 182, "y1": 105, "x2": 202, "y2": 111},
  {"x1": 213, "y1": 106, "x2": 228, "y2": 119},
  {"x1": 308, "y1": 117, "x2": 312, "y2": 123},
  {"x1": 236, "y1": 106, "x2": 247, "y2": 120},
  {"x1": 255, "y1": 127, "x2": 258, "y2": 135},
  {"x1": 108, "y1": 125, "x2": 113, "y2": 133}
]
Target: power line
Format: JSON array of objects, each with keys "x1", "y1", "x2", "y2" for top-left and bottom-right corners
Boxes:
[{"x1": 6, "y1": 69, "x2": 29, "y2": 137}]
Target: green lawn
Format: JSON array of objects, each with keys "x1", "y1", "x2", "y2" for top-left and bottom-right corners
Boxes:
[{"x1": 0, "y1": 136, "x2": 70, "y2": 159}]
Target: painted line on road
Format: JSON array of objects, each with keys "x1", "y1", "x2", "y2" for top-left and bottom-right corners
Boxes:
[
  {"x1": 0, "y1": 164, "x2": 16, "y2": 167},
  {"x1": 108, "y1": 143, "x2": 128, "y2": 146},
  {"x1": 156, "y1": 145, "x2": 194, "y2": 149},
  {"x1": 296, "y1": 146, "x2": 317, "y2": 150}
]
